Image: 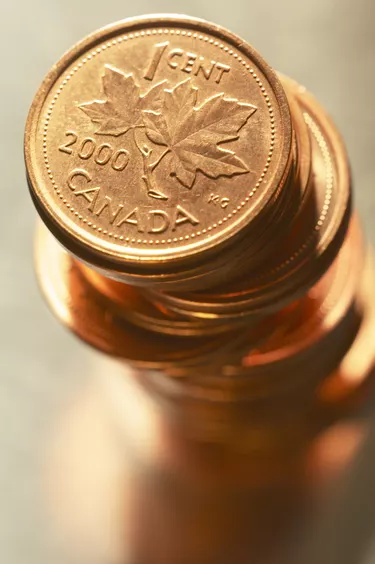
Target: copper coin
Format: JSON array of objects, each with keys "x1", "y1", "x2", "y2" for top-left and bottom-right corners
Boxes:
[
  {"x1": 164, "y1": 215, "x2": 363, "y2": 402},
  {"x1": 25, "y1": 15, "x2": 292, "y2": 278},
  {"x1": 34, "y1": 222, "x2": 250, "y2": 368},
  {"x1": 78, "y1": 262, "x2": 249, "y2": 337}
]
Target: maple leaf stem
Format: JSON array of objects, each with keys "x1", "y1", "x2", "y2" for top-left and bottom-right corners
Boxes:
[
  {"x1": 133, "y1": 127, "x2": 168, "y2": 201},
  {"x1": 149, "y1": 148, "x2": 171, "y2": 172}
]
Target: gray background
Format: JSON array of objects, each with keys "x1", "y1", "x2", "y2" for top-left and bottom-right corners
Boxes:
[{"x1": 1, "y1": 1, "x2": 375, "y2": 563}]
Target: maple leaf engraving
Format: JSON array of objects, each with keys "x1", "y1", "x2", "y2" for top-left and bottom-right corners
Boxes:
[
  {"x1": 142, "y1": 78, "x2": 257, "y2": 188},
  {"x1": 79, "y1": 65, "x2": 166, "y2": 136},
  {"x1": 78, "y1": 68, "x2": 257, "y2": 200}
]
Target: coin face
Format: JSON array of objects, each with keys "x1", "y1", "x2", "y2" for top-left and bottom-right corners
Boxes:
[{"x1": 25, "y1": 15, "x2": 291, "y2": 273}]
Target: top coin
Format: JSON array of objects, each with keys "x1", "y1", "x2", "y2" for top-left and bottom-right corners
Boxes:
[{"x1": 25, "y1": 15, "x2": 292, "y2": 273}]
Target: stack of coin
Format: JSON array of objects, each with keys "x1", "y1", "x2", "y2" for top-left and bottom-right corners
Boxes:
[{"x1": 26, "y1": 15, "x2": 358, "y2": 440}]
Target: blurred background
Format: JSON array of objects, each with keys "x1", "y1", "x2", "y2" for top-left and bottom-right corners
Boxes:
[{"x1": 1, "y1": 1, "x2": 375, "y2": 563}]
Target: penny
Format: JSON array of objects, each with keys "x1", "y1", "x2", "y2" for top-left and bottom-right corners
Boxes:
[
  {"x1": 216, "y1": 217, "x2": 363, "y2": 406},
  {"x1": 164, "y1": 215, "x2": 363, "y2": 402},
  {"x1": 78, "y1": 261, "x2": 250, "y2": 337},
  {"x1": 25, "y1": 15, "x2": 292, "y2": 279},
  {"x1": 34, "y1": 222, "x2": 244, "y2": 367}
]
